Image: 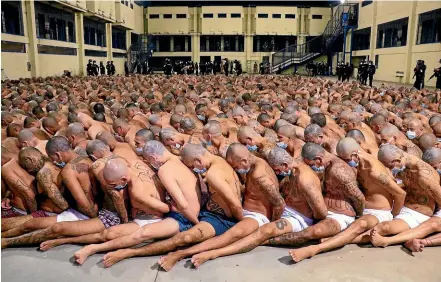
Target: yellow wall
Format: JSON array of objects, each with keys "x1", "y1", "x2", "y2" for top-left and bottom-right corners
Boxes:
[
  {"x1": 254, "y1": 7, "x2": 297, "y2": 35},
  {"x1": 39, "y1": 54, "x2": 80, "y2": 77},
  {"x1": 133, "y1": 4, "x2": 145, "y2": 34},
  {"x1": 307, "y1": 7, "x2": 331, "y2": 36},
  {"x1": 1, "y1": 52, "x2": 31, "y2": 80},
  {"x1": 201, "y1": 6, "x2": 244, "y2": 34},
  {"x1": 147, "y1": 7, "x2": 190, "y2": 34}
]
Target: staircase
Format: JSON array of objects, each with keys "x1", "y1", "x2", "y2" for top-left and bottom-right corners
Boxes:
[
  {"x1": 127, "y1": 34, "x2": 153, "y2": 73},
  {"x1": 271, "y1": 3, "x2": 358, "y2": 73}
]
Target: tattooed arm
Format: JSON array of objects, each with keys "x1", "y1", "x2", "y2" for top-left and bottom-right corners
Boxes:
[
  {"x1": 301, "y1": 180, "x2": 327, "y2": 220},
  {"x1": 107, "y1": 189, "x2": 129, "y2": 223},
  {"x1": 206, "y1": 172, "x2": 243, "y2": 221},
  {"x1": 37, "y1": 168, "x2": 69, "y2": 211},
  {"x1": 254, "y1": 173, "x2": 285, "y2": 221},
  {"x1": 376, "y1": 172, "x2": 406, "y2": 216},
  {"x1": 61, "y1": 167, "x2": 98, "y2": 218},
  {"x1": 336, "y1": 165, "x2": 365, "y2": 216},
  {"x1": 5, "y1": 176, "x2": 37, "y2": 213},
  {"x1": 130, "y1": 184, "x2": 170, "y2": 215}
]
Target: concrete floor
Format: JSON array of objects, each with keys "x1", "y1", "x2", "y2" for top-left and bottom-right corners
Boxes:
[{"x1": 2, "y1": 243, "x2": 440, "y2": 282}]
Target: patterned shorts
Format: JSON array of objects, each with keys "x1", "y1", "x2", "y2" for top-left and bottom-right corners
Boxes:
[
  {"x1": 98, "y1": 209, "x2": 121, "y2": 229},
  {"x1": 1, "y1": 207, "x2": 27, "y2": 218}
]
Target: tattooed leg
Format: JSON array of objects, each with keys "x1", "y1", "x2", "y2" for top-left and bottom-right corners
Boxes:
[
  {"x1": 191, "y1": 219, "x2": 292, "y2": 268},
  {"x1": 372, "y1": 217, "x2": 441, "y2": 248},
  {"x1": 159, "y1": 218, "x2": 258, "y2": 271},
  {"x1": 406, "y1": 232, "x2": 441, "y2": 252},
  {"x1": 1, "y1": 216, "x2": 57, "y2": 238},
  {"x1": 104, "y1": 222, "x2": 215, "y2": 268},
  {"x1": 1, "y1": 215, "x2": 33, "y2": 232}
]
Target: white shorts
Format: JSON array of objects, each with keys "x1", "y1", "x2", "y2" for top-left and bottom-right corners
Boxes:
[
  {"x1": 434, "y1": 210, "x2": 441, "y2": 218},
  {"x1": 56, "y1": 208, "x2": 90, "y2": 222},
  {"x1": 281, "y1": 207, "x2": 313, "y2": 232},
  {"x1": 326, "y1": 211, "x2": 355, "y2": 231},
  {"x1": 394, "y1": 206, "x2": 430, "y2": 229},
  {"x1": 133, "y1": 215, "x2": 162, "y2": 227},
  {"x1": 243, "y1": 209, "x2": 270, "y2": 227},
  {"x1": 363, "y1": 208, "x2": 393, "y2": 223}
]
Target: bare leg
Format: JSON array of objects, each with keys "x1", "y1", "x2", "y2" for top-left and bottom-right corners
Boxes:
[
  {"x1": 1, "y1": 218, "x2": 105, "y2": 249},
  {"x1": 405, "y1": 232, "x2": 441, "y2": 252},
  {"x1": 158, "y1": 218, "x2": 259, "y2": 271},
  {"x1": 74, "y1": 218, "x2": 179, "y2": 265},
  {"x1": 103, "y1": 222, "x2": 216, "y2": 268},
  {"x1": 1, "y1": 215, "x2": 33, "y2": 231},
  {"x1": 191, "y1": 218, "x2": 303, "y2": 268},
  {"x1": 40, "y1": 223, "x2": 140, "y2": 251},
  {"x1": 371, "y1": 219, "x2": 413, "y2": 247},
  {"x1": 1, "y1": 216, "x2": 57, "y2": 238},
  {"x1": 289, "y1": 215, "x2": 378, "y2": 263},
  {"x1": 371, "y1": 217, "x2": 441, "y2": 248}
]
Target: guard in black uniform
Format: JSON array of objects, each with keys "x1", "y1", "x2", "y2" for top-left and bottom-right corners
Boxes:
[
  {"x1": 86, "y1": 59, "x2": 93, "y2": 76},
  {"x1": 235, "y1": 60, "x2": 242, "y2": 76},
  {"x1": 110, "y1": 61, "x2": 116, "y2": 75},
  {"x1": 428, "y1": 59, "x2": 441, "y2": 90},
  {"x1": 359, "y1": 60, "x2": 368, "y2": 85},
  {"x1": 336, "y1": 62, "x2": 342, "y2": 81},
  {"x1": 164, "y1": 58, "x2": 173, "y2": 75},
  {"x1": 413, "y1": 60, "x2": 426, "y2": 90},
  {"x1": 106, "y1": 61, "x2": 112, "y2": 75},
  {"x1": 100, "y1": 61, "x2": 105, "y2": 76},
  {"x1": 367, "y1": 61, "x2": 376, "y2": 87},
  {"x1": 92, "y1": 61, "x2": 99, "y2": 76}
]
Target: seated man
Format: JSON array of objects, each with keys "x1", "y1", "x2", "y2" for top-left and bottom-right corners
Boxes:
[
  {"x1": 157, "y1": 143, "x2": 285, "y2": 271},
  {"x1": 275, "y1": 124, "x2": 304, "y2": 160},
  {"x1": 379, "y1": 125, "x2": 422, "y2": 158},
  {"x1": 371, "y1": 146, "x2": 441, "y2": 249},
  {"x1": 17, "y1": 129, "x2": 48, "y2": 156},
  {"x1": 201, "y1": 120, "x2": 232, "y2": 158},
  {"x1": 95, "y1": 130, "x2": 140, "y2": 161},
  {"x1": 159, "y1": 127, "x2": 197, "y2": 155},
  {"x1": 247, "y1": 119, "x2": 278, "y2": 143},
  {"x1": 76, "y1": 112, "x2": 111, "y2": 140},
  {"x1": 237, "y1": 126, "x2": 276, "y2": 160},
  {"x1": 288, "y1": 138, "x2": 406, "y2": 262},
  {"x1": 346, "y1": 129, "x2": 378, "y2": 157},
  {"x1": 417, "y1": 133, "x2": 441, "y2": 152},
  {"x1": 370, "y1": 145, "x2": 441, "y2": 247},
  {"x1": 189, "y1": 146, "x2": 326, "y2": 268},
  {"x1": 133, "y1": 129, "x2": 155, "y2": 156},
  {"x1": 100, "y1": 143, "x2": 245, "y2": 268},
  {"x1": 112, "y1": 118, "x2": 142, "y2": 150},
  {"x1": 304, "y1": 124, "x2": 338, "y2": 155},
  {"x1": 65, "y1": 122, "x2": 89, "y2": 156},
  {"x1": 70, "y1": 140, "x2": 201, "y2": 266},
  {"x1": 2, "y1": 137, "x2": 98, "y2": 248}
]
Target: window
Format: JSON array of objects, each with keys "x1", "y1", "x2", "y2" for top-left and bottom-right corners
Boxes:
[
  {"x1": 38, "y1": 45, "x2": 77, "y2": 55},
  {"x1": 84, "y1": 18, "x2": 106, "y2": 47},
  {"x1": 176, "y1": 14, "x2": 186, "y2": 19},
  {"x1": 157, "y1": 36, "x2": 171, "y2": 52},
  {"x1": 203, "y1": 13, "x2": 213, "y2": 18},
  {"x1": 312, "y1": 15, "x2": 323, "y2": 19},
  {"x1": 375, "y1": 54, "x2": 379, "y2": 68},
  {"x1": 231, "y1": 13, "x2": 241, "y2": 18},
  {"x1": 34, "y1": 2, "x2": 75, "y2": 42},
  {"x1": 174, "y1": 36, "x2": 191, "y2": 52},
  {"x1": 223, "y1": 36, "x2": 244, "y2": 52},
  {"x1": 218, "y1": 13, "x2": 227, "y2": 18},
  {"x1": 416, "y1": 9, "x2": 441, "y2": 45},
  {"x1": 272, "y1": 14, "x2": 281, "y2": 19},
  {"x1": 377, "y1": 17, "x2": 408, "y2": 48},
  {"x1": 113, "y1": 52, "x2": 126, "y2": 58},
  {"x1": 253, "y1": 35, "x2": 276, "y2": 52},
  {"x1": 1, "y1": 1, "x2": 23, "y2": 35},
  {"x1": 149, "y1": 14, "x2": 159, "y2": 19},
  {"x1": 112, "y1": 27, "x2": 126, "y2": 49},
  {"x1": 361, "y1": 0, "x2": 373, "y2": 7},
  {"x1": 258, "y1": 14, "x2": 268, "y2": 18},
  {"x1": 285, "y1": 14, "x2": 296, "y2": 19},
  {"x1": 163, "y1": 14, "x2": 172, "y2": 19},
  {"x1": 1, "y1": 41, "x2": 26, "y2": 53},
  {"x1": 353, "y1": 27, "x2": 371, "y2": 50},
  {"x1": 85, "y1": 49, "x2": 106, "y2": 57},
  {"x1": 124, "y1": 1, "x2": 128, "y2": 6},
  {"x1": 130, "y1": 3, "x2": 133, "y2": 9}
]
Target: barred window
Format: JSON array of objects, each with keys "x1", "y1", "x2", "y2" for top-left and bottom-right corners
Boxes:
[
  {"x1": 416, "y1": 9, "x2": 441, "y2": 45},
  {"x1": 376, "y1": 17, "x2": 408, "y2": 48},
  {"x1": 353, "y1": 27, "x2": 371, "y2": 50}
]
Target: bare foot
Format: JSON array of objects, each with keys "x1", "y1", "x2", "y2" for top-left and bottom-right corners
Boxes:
[
  {"x1": 370, "y1": 228, "x2": 389, "y2": 248},
  {"x1": 40, "y1": 238, "x2": 68, "y2": 251},
  {"x1": 289, "y1": 246, "x2": 319, "y2": 263},
  {"x1": 191, "y1": 251, "x2": 216, "y2": 269},
  {"x1": 74, "y1": 245, "x2": 96, "y2": 265},
  {"x1": 158, "y1": 251, "x2": 183, "y2": 272},
  {"x1": 404, "y1": 239, "x2": 425, "y2": 252},
  {"x1": 103, "y1": 249, "x2": 132, "y2": 268}
]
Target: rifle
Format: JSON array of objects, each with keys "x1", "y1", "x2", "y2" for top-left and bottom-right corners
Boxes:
[{"x1": 428, "y1": 68, "x2": 439, "y2": 81}]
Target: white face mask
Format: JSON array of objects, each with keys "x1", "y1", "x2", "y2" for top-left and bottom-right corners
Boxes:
[{"x1": 174, "y1": 143, "x2": 181, "y2": 149}]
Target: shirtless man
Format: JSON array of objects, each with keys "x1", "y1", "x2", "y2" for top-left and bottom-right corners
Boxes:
[
  {"x1": 76, "y1": 112, "x2": 111, "y2": 140},
  {"x1": 369, "y1": 114, "x2": 406, "y2": 145},
  {"x1": 310, "y1": 112, "x2": 346, "y2": 139},
  {"x1": 100, "y1": 143, "x2": 245, "y2": 268},
  {"x1": 17, "y1": 129, "x2": 48, "y2": 156},
  {"x1": 231, "y1": 106, "x2": 249, "y2": 126},
  {"x1": 95, "y1": 131, "x2": 140, "y2": 161},
  {"x1": 379, "y1": 125, "x2": 423, "y2": 158},
  {"x1": 304, "y1": 124, "x2": 338, "y2": 155},
  {"x1": 134, "y1": 128, "x2": 155, "y2": 155},
  {"x1": 2, "y1": 147, "x2": 68, "y2": 238},
  {"x1": 418, "y1": 133, "x2": 441, "y2": 152},
  {"x1": 345, "y1": 112, "x2": 377, "y2": 147},
  {"x1": 288, "y1": 138, "x2": 406, "y2": 262},
  {"x1": 1, "y1": 137, "x2": 98, "y2": 248},
  {"x1": 202, "y1": 120, "x2": 232, "y2": 158},
  {"x1": 126, "y1": 103, "x2": 149, "y2": 128},
  {"x1": 65, "y1": 122, "x2": 89, "y2": 155},
  {"x1": 188, "y1": 146, "x2": 325, "y2": 268},
  {"x1": 346, "y1": 129, "x2": 379, "y2": 156},
  {"x1": 368, "y1": 147, "x2": 441, "y2": 250},
  {"x1": 159, "y1": 127, "x2": 197, "y2": 155},
  {"x1": 370, "y1": 145, "x2": 441, "y2": 247},
  {"x1": 237, "y1": 126, "x2": 276, "y2": 160},
  {"x1": 42, "y1": 116, "x2": 65, "y2": 137},
  {"x1": 275, "y1": 124, "x2": 304, "y2": 160},
  {"x1": 112, "y1": 118, "x2": 142, "y2": 150},
  {"x1": 71, "y1": 140, "x2": 201, "y2": 266}
]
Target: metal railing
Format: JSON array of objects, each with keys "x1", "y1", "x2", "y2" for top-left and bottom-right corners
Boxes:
[{"x1": 271, "y1": 3, "x2": 358, "y2": 72}]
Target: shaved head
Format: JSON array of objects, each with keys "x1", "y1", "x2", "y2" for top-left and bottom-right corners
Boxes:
[
  {"x1": 143, "y1": 140, "x2": 166, "y2": 158},
  {"x1": 301, "y1": 142, "x2": 325, "y2": 161},
  {"x1": 18, "y1": 147, "x2": 46, "y2": 173},
  {"x1": 103, "y1": 158, "x2": 129, "y2": 183},
  {"x1": 336, "y1": 137, "x2": 360, "y2": 159},
  {"x1": 226, "y1": 143, "x2": 249, "y2": 162},
  {"x1": 378, "y1": 144, "x2": 403, "y2": 165},
  {"x1": 346, "y1": 129, "x2": 365, "y2": 142},
  {"x1": 267, "y1": 146, "x2": 293, "y2": 167},
  {"x1": 418, "y1": 133, "x2": 437, "y2": 152},
  {"x1": 66, "y1": 122, "x2": 86, "y2": 138},
  {"x1": 203, "y1": 120, "x2": 222, "y2": 137},
  {"x1": 237, "y1": 126, "x2": 260, "y2": 141},
  {"x1": 86, "y1": 139, "x2": 110, "y2": 157},
  {"x1": 422, "y1": 147, "x2": 441, "y2": 166},
  {"x1": 181, "y1": 143, "x2": 207, "y2": 163},
  {"x1": 277, "y1": 124, "x2": 296, "y2": 138}
]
